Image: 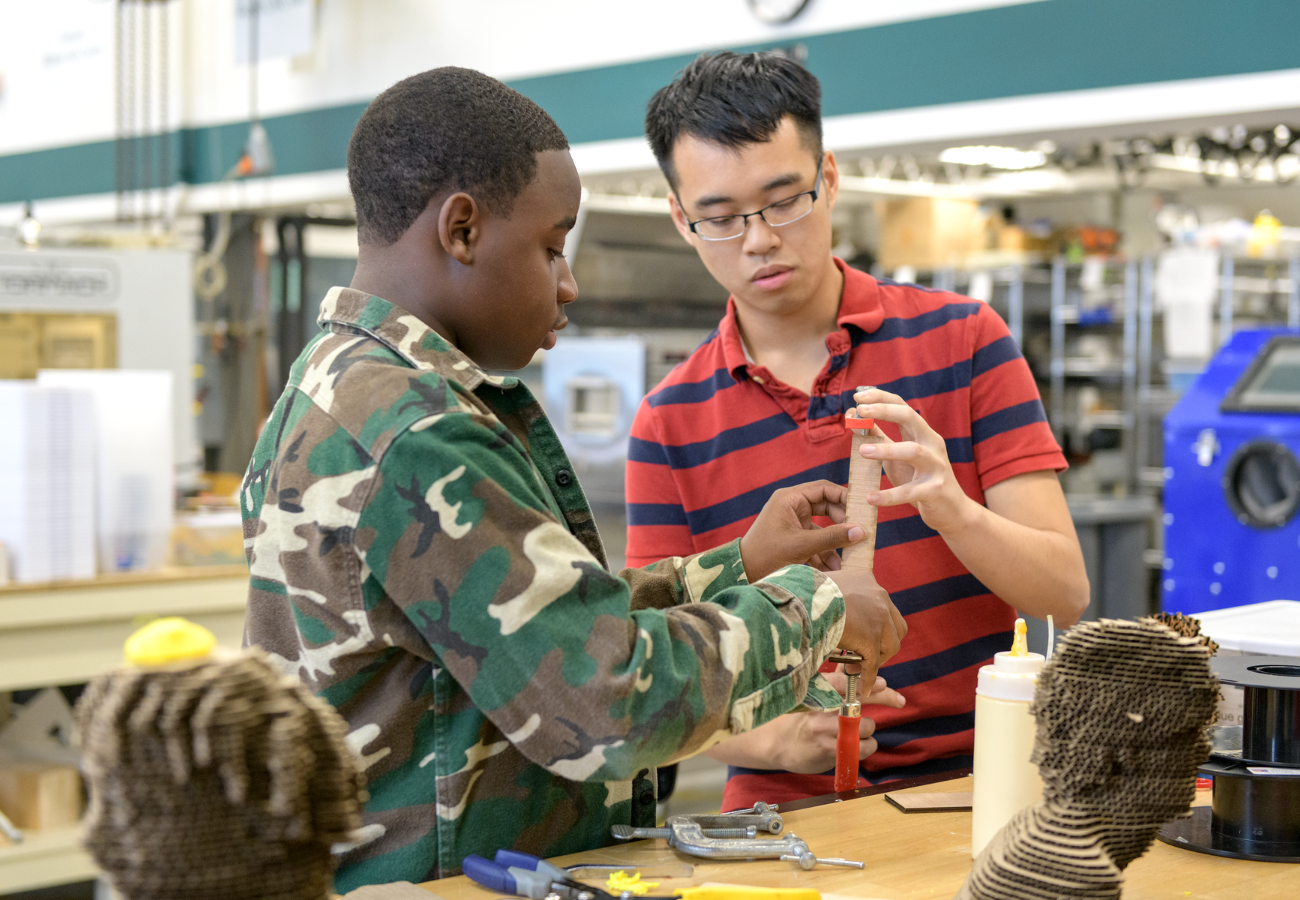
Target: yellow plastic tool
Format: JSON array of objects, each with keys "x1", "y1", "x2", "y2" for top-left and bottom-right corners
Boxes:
[
  {"x1": 674, "y1": 888, "x2": 820, "y2": 900},
  {"x1": 124, "y1": 617, "x2": 217, "y2": 666},
  {"x1": 607, "y1": 871, "x2": 660, "y2": 895}
]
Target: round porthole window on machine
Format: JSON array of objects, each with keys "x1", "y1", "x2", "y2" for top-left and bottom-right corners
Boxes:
[{"x1": 1222, "y1": 441, "x2": 1300, "y2": 529}]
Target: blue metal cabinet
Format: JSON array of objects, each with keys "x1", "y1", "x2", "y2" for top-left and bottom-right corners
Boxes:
[{"x1": 1163, "y1": 329, "x2": 1300, "y2": 614}]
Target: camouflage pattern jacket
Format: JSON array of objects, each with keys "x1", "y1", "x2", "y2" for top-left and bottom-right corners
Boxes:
[{"x1": 241, "y1": 288, "x2": 845, "y2": 889}]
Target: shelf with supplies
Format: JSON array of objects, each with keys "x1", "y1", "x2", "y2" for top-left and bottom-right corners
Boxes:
[
  {"x1": 0, "y1": 824, "x2": 95, "y2": 895},
  {"x1": 911, "y1": 257, "x2": 1152, "y2": 493},
  {"x1": 897, "y1": 251, "x2": 1300, "y2": 625},
  {"x1": 912, "y1": 251, "x2": 1300, "y2": 489},
  {"x1": 1047, "y1": 258, "x2": 1138, "y2": 407},
  {"x1": 0, "y1": 564, "x2": 249, "y2": 692},
  {"x1": 1060, "y1": 359, "x2": 1126, "y2": 378},
  {"x1": 0, "y1": 565, "x2": 249, "y2": 893},
  {"x1": 1216, "y1": 254, "x2": 1300, "y2": 338}
]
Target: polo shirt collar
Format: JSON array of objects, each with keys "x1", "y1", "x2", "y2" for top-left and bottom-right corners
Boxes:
[
  {"x1": 316, "y1": 286, "x2": 518, "y2": 391},
  {"x1": 719, "y1": 257, "x2": 885, "y2": 380}
]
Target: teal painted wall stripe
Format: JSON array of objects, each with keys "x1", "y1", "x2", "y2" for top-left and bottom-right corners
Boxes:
[
  {"x1": 4, "y1": 0, "x2": 1300, "y2": 205},
  {"x1": 0, "y1": 103, "x2": 369, "y2": 205},
  {"x1": 0, "y1": 141, "x2": 120, "y2": 205},
  {"x1": 179, "y1": 102, "x2": 370, "y2": 185},
  {"x1": 810, "y1": 0, "x2": 1300, "y2": 120},
  {"x1": 512, "y1": 0, "x2": 1300, "y2": 145}
]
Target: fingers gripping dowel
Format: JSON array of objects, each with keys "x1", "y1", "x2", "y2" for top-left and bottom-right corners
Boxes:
[
  {"x1": 831, "y1": 388, "x2": 884, "y2": 792},
  {"x1": 843, "y1": 390, "x2": 884, "y2": 572}
]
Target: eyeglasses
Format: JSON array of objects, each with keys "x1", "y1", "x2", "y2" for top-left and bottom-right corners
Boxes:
[{"x1": 684, "y1": 159, "x2": 824, "y2": 242}]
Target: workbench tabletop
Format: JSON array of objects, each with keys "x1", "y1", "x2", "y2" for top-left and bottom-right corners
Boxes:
[{"x1": 418, "y1": 776, "x2": 1297, "y2": 900}]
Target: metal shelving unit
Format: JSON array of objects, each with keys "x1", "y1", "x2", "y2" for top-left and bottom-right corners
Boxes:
[
  {"x1": 1134, "y1": 257, "x2": 1161, "y2": 489},
  {"x1": 899, "y1": 252, "x2": 1300, "y2": 617},
  {"x1": 1046, "y1": 257, "x2": 1147, "y2": 493},
  {"x1": 922, "y1": 265, "x2": 1027, "y2": 345},
  {"x1": 1217, "y1": 254, "x2": 1300, "y2": 341}
]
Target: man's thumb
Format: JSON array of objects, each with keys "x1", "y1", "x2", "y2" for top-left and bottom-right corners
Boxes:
[{"x1": 799, "y1": 523, "x2": 865, "y2": 556}]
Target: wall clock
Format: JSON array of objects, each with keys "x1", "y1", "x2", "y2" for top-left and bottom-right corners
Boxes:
[{"x1": 746, "y1": 0, "x2": 812, "y2": 25}]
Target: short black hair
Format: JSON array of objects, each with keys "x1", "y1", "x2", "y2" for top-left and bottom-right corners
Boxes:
[
  {"x1": 348, "y1": 67, "x2": 569, "y2": 246},
  {"x1": 645, "y1": 51, "x2": 823, "y2": 190}
]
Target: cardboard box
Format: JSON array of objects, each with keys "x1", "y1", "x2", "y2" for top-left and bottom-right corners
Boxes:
[
  {"x1": 0, "y1": 312, "x2": 117, "y2": 379},
  {"x1": 40, "y1": 313, "x2": 118, "y2": 369},
  {"x1": 1054, "y1": 225, "x2": 1120, "y2": 257},
  {"x1": 0, "y1": 762, "x2": 82, "y2": 830},
  {"x1": 0, "y1": 314, "x2": 41, "y2": 379},
  {"x1": 996, "y1": 224, "x2": 1026, "y2": 253},
  {"x1": 172, "y1": 508, "x2": 245, "y2": 566},
  {"x1": 878, "y1": 198, "x2": 983, "y2": 271}
]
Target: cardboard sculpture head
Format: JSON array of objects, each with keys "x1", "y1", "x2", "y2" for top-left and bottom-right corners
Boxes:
[
  {"x1": 1031, "y1": 618, "x2": 1218, "y2": 868},
  {"x1": 957, "y1": 618, "x2": 1218, "y2": 900},
  {"x1": 77, "y1": 619, "x2": 364, "y2": 900}
]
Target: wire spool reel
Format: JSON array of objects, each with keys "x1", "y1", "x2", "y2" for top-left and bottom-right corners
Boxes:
[{"x1": 1157, "y1": 654, "x2": 1300, "y2": 862}]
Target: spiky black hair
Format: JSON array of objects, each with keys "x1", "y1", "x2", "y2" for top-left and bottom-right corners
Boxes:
[
  {"x1": 348, "y1": 67, "x2": 569, "y2": 246},
  {"x1": 645, "y1": 51, "x2": 822, "y2": 189}
]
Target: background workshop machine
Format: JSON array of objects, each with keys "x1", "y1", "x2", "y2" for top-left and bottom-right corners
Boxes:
[{"x1": 1163, "y1": 328, "x2": 1300, "y2": 615}]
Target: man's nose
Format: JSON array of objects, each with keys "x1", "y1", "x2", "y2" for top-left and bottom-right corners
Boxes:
[
  {"x1": 741, "y1": 214, "x2": 780, "y2": 256},
  {"x1": 558, "y1": 257, "x2": 578, "y2": 304}
]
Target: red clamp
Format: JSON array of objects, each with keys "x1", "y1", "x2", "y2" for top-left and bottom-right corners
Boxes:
[
  {"x1": 828, "y1": 650, "x2": 864, "y2": 793},
  {"x1": 835, "y1": 706, "x2": 861, "y2": 792},
  {"x1": 845, "y1": 412, "x2": 874, "y2": 432}
]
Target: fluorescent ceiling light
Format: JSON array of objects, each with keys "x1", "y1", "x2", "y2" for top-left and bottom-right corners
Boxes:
[
  {"x1": 837, "y1": 176, "x2": 976, "y2": 200},
  {"x1": 938, "y1": 145, "x2": 1047, "y2": 170}
]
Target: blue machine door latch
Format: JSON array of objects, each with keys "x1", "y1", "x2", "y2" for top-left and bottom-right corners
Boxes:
[{"x1": 1195, "y1": 428, "x2": 1220, "y2": 467}]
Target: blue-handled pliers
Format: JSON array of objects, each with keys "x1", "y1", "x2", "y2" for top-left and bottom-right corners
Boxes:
[{"x1": 463, "y1": 849, "x2": 610, "y2": 900}]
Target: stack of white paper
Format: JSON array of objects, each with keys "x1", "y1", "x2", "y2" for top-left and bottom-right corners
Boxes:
[
  {"x1": 0, "y1": 382, "x2": 96, "y2": 583},
  {"x1": 1157, "y1": 247, "x2": 1219, "y2": 360},
  {"x1": 38, "y1": 370, "x2": 174, "y2": 573}
]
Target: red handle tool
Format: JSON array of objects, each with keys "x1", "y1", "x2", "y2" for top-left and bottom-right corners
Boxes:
[{"x1": 831, "y1": 651, "x2": 863, "y2": 792}]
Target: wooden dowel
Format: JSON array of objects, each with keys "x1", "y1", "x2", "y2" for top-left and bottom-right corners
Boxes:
[{"x1": 842, "y1": 427, "x2": 883, "y2": 571}]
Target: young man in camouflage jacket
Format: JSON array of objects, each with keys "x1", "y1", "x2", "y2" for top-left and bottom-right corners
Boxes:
[{"x1": 241, "y1": 68, "x2": 906, "y2": 890}]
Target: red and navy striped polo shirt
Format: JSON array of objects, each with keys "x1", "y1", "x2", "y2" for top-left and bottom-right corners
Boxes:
[{"x1": 625, "y1": 258, "x2": 1065, "y2": 809}]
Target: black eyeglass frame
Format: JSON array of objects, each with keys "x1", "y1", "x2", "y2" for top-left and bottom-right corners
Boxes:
[{"x1": 682, "y1": 158, "x2": 825, "y2": 242}]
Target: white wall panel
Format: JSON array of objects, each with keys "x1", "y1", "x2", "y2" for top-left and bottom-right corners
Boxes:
[{"x1": 0, "y1": 0, "x2": 1043, "y2": 155}]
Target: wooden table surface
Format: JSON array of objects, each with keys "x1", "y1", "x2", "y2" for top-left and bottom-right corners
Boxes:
[{"x1": 419, "y1": 776, "x2": 1298, "y2": 900}]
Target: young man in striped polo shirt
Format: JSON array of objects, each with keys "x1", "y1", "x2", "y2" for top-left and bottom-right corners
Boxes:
[{"x1": 628, "y1": 52, "x2": 1090, "y2": 808}]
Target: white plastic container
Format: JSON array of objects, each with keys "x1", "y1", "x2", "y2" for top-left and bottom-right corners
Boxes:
[
  {"x1": 970, "y1": 641, "x2": 1045, "y2": 857},
  {"x1": 38, "y1": 369, "x2": 174, "y2": 573},
  {"x1": 1194, "y1": 600, "x2": 1300, "y2": 726},
  {"x1": 0, "y1": 382, "x2": 96, "y2": 582}
]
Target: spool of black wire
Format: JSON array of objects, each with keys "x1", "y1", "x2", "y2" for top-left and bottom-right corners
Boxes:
[
  {"x1": 1238, "y1": 660, "x2": 1300, "y2": 765},
  {"x1": 1157, "y1": 655, "x2": 1300, "y2": 862}
]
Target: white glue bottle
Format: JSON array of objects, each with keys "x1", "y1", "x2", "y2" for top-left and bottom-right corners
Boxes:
[{"x1": 970, "y1": 617, "x2": 1045, "y2": 857}]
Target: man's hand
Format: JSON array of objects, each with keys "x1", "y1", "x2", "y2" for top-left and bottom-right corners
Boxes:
[
  {"x1": 827, "y1": 566, "x2": 907, "y2": 685},
  {"x1": 706, "y1": 673, "x2": 906, "y2": 773},
  {"x1": 852, "y1": 387, "x2": 980, "y2": 536},
  {"x1": 738, "y1": 480, "x2": 866, "y2": 581},
  {"x1": 852, "y1": 390, "x2": 1090, "y2": 627}
]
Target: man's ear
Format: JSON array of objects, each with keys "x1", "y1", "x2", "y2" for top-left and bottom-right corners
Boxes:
[
  {"x1": 667, "y1": 194, "x2": 696, "y2": 246},
  {"x1": 822, "y1": 150, "x2": 840, "y2": 212},
  {"x1": 437, "y1": 192, "x2": 481, "y2": 264}
]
